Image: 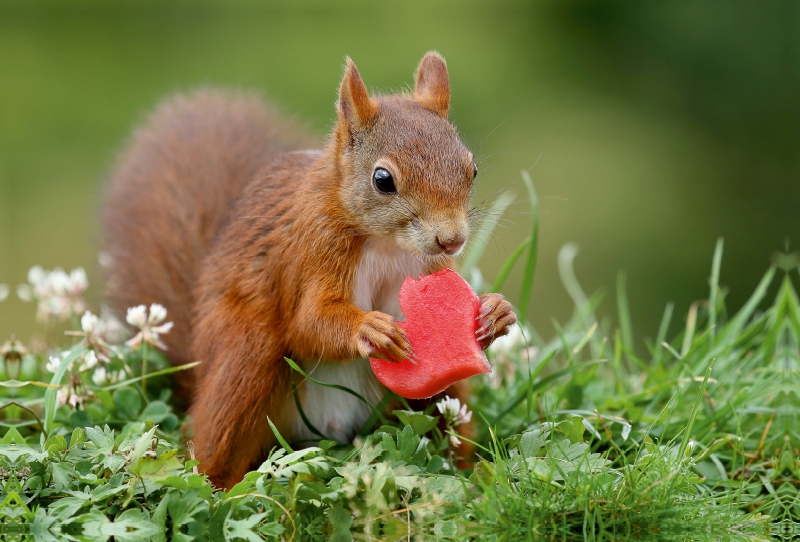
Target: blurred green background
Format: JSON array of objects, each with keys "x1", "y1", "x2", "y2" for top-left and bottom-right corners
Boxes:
[{"x1": 1, "y1": 0, "x2": 798, "y2": 345}]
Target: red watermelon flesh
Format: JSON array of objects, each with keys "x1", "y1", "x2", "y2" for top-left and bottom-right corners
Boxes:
[{"x1": 369, "y1": 268, "x2": 491, "y2": 399}]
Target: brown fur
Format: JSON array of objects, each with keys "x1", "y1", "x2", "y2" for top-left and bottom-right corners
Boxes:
[
  {"x1": 101, "y1": 90, "x2": 314, "y2": 394},
  {"x1": 102, "y1": 52, "x2": 515, "y2": 488}
]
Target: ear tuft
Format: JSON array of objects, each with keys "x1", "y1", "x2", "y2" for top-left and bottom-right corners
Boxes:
[
  {"x1": 338, "y1": 57, "x2": 378, "y2": 131},
  {"x1": 414, "y1": 52, "x2": 450, "y2": 117}
]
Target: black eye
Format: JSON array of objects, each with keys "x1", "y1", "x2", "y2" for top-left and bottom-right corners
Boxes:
[
  {"x1": 373, "y1": 168, "x2": 396, "y2": 194},
  {"x1": 473, "y1": 163, "x2": 478, "y2": 179}
]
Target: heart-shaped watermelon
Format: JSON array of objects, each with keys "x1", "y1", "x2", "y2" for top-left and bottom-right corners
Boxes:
[{"x1": 369, "y1": 268, "x2": 491, "y2": 399}]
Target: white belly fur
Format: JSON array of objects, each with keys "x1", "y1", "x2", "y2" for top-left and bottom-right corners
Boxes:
[{"x1": 291, "y1": 237, "x2": 425, "y2": 444}]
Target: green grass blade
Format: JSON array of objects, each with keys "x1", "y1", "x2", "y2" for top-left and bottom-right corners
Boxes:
[
  {"x1": 681, "y1": 302, "x2": 699, "y2": 358},
  {"x1": 101, "y1": 361, "x2": 201, "y2": 391},
  {"x1": 709, "y1": 238, "x2": 724, "y2": 342},
  {"x1": 0, "y1": 380, "x2": 61, "y2": 389},
  {"x1": 43, "y1": 345, "x2": 87, "y2": 436},
  {"x1": 571, "y1": 322, "x2": 598, "y2": 356},
  {"x1": 617, "y1": 271, "x2": 634, "y2": 355},
  {"x1": 290, "y1": 373, "x2": 327, "y2": 440},
  {"x1": 358, "y1": 391, "x2": 397, "y2": 438},
  {"x1": 653, "y1": 302, "x2": 674, "y2": 365},
  {"x1": 717, "y1": 266, "x2": 776, "y2": 344},
  {"x1": 558, "y1": 243, "x2": 587, "y2": 309},
  {"x1": 517, "y1": 170, "x2": 539, "y2": 323},
  {"x1": 284, "y1": 357, "x2": 387, "y2": 423},
  {"x1": 613, "y1": 329, "x2": 624, "y2": 380},
  {"x1": 267, "y1": 417, "x2": 293, "y2": 452},
  {"x1": 492, "y1": 236, "x2": 531, "y2": 293},
  {"x1": 462, "y1": 191, "x2": 515, "y2": 272},
  {"x1": 678, "y1": 358, "x2": 715, "y2": 460},
  {"x1": 660, "y1": 340, "x2": 682, "y2": 360},
  {"x1": 552, "y1": 320, "x2": 576, "y2": 366},
  {"x1": 493, "y1": 359, "x2": 606, "y2": 423}
]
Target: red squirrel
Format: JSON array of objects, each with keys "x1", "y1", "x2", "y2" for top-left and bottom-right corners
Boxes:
[{"x1": 102, "y1": 52, "x2": 517, "y2": 488}]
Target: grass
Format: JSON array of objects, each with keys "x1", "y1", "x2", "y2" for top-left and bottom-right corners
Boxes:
[{"x1": 0, "y1": 174, "x2": 796, "y2": 540}]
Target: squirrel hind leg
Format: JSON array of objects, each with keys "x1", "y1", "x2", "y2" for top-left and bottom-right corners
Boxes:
[{"x1": 189, "y1": 346, "x2": 291, "y2": 489}]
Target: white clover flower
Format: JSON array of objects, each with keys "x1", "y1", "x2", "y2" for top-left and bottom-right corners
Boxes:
[
  {"x1": 91, "y1": 367, "x2": 107, "y2": 386},
  {"x1": 487, "y1": 323, "x2": 526, "y2": 358},
  {"x1": 46, "y1": 350, "x2": 92, "y2": 373},
  {"x1": 49, "y1": 269, "x2": 70, "y2": 296},
  {"x1": 126, "y1": 305, "x2": 148, "y2": 328},
  {"x1": 46, "y1": 354, "x2": 67, "y2": 373},
  {"x1": 81, "y1": 310, "x2": 99, "y2": 333},
  {"x1": 66, "y1": 310, "x2": 114, "y2": 364},
  {"x1": 98, "y1": 306, "x2": 126, "y2": 344},
  {"x1": 148, "y1": 303, "x2": 167, "y2": 325},
  {"x1": 449, "y1": 434, "x2": 462, "y2": 449},
  {"x1": 436, "y1": 395, "x2": 472, "y2": 427},
  {"x1": 46, "y1": 356, "x2": 58, "y2": 373},
  {"x1": 69, "y1": 268, "x2": 88, "y2": 295},
  {"x1": 81, "y1": 350, "x2": 99, "y2": 371},
  {"x1": 486, "y1": 323, "x2": 538, "y2": 389},
  {"x1": 17, "y1": 284, "x2": 33, "y2": 302},
  {"x1": 56, "y1": 387, "x2": 86, "y2": 409},
  {"x1": 0, "y1": 284, "x2": 8, "y2": 302},
  {"x1": 48, "y1": 339, "x2": 109, "y2": 375},
  {"x1": 17, "y1": 266, "x2": 89, "y2": 322},
  {"x1": 125, "y1": 303, "x2": 174, "y2": 350},
  {"x1": 28, "y1": 265, "x2": 46, "y2": 286},
  {"x1": 92, "y1": 366, "x2": 125, "y2": 386},
  {"x1": 437, "y1": 395, "x2": 461, "y2": 422},
  {"x1": 56, "y1": 373, "x2": 93, "y2": 409},
  {"x1": 56, "y1": 387, "x2": 72, "y2": 408}
]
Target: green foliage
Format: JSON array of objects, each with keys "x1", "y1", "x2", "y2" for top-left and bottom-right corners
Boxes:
[{"x1": 0, "y1": 188, "x2": 795, "y2": 539}]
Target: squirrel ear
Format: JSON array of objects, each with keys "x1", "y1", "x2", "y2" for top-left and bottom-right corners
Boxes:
[
  {"x1": 337, "y1": 58, "x2": 378, "y2": 131},
  {"x1": 414, "y1": 52, "x2": 450, "y2": 118}
]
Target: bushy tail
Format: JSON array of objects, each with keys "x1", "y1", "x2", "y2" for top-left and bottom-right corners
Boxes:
[{"x1": 101, "y1": 90, "x2": 313, "y2": 374}]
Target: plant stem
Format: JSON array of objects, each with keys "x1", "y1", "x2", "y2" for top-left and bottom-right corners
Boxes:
[{"x1": 141, "y1": 342, "x2": 148, "y2": 397}]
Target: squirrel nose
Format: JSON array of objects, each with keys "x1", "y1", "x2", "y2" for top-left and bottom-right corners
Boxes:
[{"x1": 436, "y1": 235, "x2": 465, "y2": 254}]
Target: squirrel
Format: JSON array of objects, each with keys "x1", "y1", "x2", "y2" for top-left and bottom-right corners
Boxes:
[{"x1": 101, "y1": 52, "x2": 517, "y2": 489}]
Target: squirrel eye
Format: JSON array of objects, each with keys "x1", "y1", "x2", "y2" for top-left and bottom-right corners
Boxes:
[
  {"x1": 373, "y1": 168, "x2": 396, "y2": 194},
  {"x1": 473, "y1": 163, "x2": 478, "y2": 179}
]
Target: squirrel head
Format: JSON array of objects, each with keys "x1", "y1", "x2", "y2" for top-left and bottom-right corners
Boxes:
[{"x1": 333, "y1": 52, "x2": 476, "y2": 259}]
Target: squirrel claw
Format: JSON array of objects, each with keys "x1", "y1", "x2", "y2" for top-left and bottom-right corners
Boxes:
[
  {"x1": 356, "y1": 311, "x2": 415, "y2": 363},
  {"x1": 476, "y1": 293, "x2": 517, "y2": 349}
]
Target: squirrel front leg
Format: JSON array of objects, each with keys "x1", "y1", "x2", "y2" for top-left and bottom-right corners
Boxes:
[{"x1": 290, "y1": 289, "x2": 414, "y2": 363}]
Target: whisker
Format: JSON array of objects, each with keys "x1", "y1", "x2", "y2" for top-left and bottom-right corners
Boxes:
[
  {"x1": 476, "y1": 151, "x2": 518, "y2": 165},
  {"x1": 474, "y1": 116, "x2": 513, "y2": 153}
]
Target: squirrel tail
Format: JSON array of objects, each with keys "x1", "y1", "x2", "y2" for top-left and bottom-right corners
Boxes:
[{"x1": 101, "y1": 90, "x2": 313, "y2": 378}]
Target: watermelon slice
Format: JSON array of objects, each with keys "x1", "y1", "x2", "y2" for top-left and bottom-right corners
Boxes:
[{"x1": 369, "y1": 268, "x2": 491, "y2": 399}]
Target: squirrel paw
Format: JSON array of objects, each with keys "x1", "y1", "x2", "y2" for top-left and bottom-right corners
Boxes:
[
  {"x1": 357, "y1": 311, "x2": 415, "y2": 363},
  {"x1": 476, "y1": 293, "x2": 517, "y2": 349}
]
